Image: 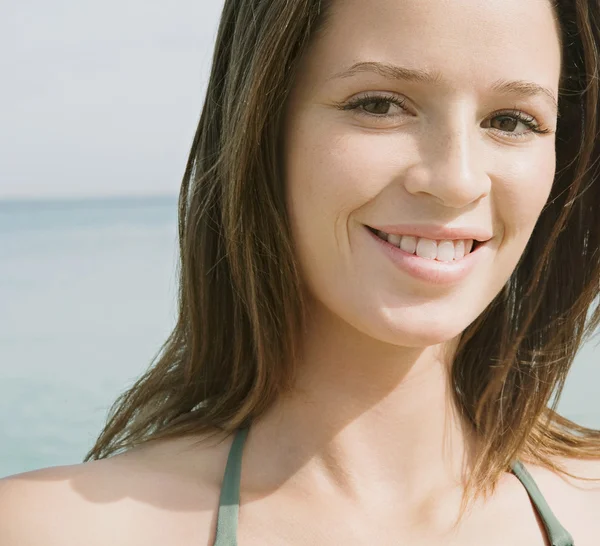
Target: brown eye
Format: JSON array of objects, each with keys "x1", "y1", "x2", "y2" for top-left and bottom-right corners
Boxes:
[
  {"x1": 339, "y1": 94, "x2": 408, "y2": 119},
  {"x1": 491, "y1": 115, "x2": 519, "y2": 132},
  {"x1": 362, "y1": 100, "x2": 393, "y2": 115}
]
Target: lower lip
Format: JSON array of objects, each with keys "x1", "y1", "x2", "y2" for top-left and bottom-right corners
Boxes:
[{"x1": 365, "y1": 226, "x2": 490, "y2": 285}]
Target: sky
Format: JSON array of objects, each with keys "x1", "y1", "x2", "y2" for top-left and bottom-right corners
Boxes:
[{"x1": 1, "y1": 0, "x2": 225, "y2": 200}]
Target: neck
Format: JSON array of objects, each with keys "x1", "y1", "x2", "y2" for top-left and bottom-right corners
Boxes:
[{"x1": 245, "y1": 303, "x2": 479, "y2": 507}]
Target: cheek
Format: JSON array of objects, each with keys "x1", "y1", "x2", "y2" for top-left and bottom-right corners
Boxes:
[
  {"x1": 284, "y1": 112, "x2": 385, "y2": 298},
  {"x1": 285, "y1": 116, "x2": 410, "y2": 230},
  {"x1": 492, "y1": 146, "x2": 556, "y2": 241}
]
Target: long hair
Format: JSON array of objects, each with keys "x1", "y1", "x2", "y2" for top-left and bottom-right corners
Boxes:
[{"x1": 85, "y1": 0, "x2": 600, "y2": 513}]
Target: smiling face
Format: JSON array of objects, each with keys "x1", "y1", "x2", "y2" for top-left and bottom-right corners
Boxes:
[{"x1": 283, "y1": 0, "x2": 562, "y2": 347}]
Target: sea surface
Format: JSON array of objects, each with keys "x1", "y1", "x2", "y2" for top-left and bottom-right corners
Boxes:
[{"x1": 1, "y1": 196, "x2": 599, "y2": 478}]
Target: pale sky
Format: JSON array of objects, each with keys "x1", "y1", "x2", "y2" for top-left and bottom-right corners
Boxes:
[{"x1": 1, "y1": 0, "x2": 225, "y2": 200}]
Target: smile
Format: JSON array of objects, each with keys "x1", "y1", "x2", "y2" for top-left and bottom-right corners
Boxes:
[
  {"x1": 364, "y1": 225, "x2": 491, "y2": 285},
  {"x1": 366, "y1": 226, "x2": 483, "y2": 262}
]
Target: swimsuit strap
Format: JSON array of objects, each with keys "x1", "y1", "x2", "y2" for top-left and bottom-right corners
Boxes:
[
  {"x1": 214, "y1": 427, "x2": 249, "y2": 546},
  {"x1": 213, "y1": 428, "x2": 574, "y2": 546},
  {"x1": 510, "y1": 460, "x2": 574, "y2": 546}
]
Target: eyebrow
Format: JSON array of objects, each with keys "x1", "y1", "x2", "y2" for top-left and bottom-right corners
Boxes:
[{"x1": 329, "y1": 61, "x2": 558, "y2": 113}]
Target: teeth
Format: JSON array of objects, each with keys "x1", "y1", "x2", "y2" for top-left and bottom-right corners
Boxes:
[
  {"x1": 400, "y1": 235, "x2": 417, "y2": 254},
  {"x1": 436, "y1": 241, "x2": 456, "y2": 262},
  {"x1": 387, "y1": 234, "x2": 402, "y2": 246},
  {"x1": 374, "y1": 230, "x2": 476, "y2": 261},
  {"x1": 416, "y1": 238, "x2": 437, "y2": 260},
  {"x1": 454, "y1": 240, "x2": 466, "y2": 259},
  {"x1": 376, "y1": 229, "x2": 388, "y2": 241}
]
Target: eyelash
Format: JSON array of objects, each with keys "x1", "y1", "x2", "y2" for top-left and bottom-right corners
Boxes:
[{"x1": 337, "y1": 93, "x2": 552, "y2": 139}]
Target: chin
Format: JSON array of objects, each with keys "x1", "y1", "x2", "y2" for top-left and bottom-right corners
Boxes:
[
  {"x1": 383, "y1": 326, "x2": 461, "y2": 349},
  {"x1": 352, "y1": 307, "x2": 469, "y2": 349}
]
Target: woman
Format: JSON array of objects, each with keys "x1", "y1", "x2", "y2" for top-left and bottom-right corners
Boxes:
[{"x1": 2, "y1": 0, "x2": 600, "y2": 544}]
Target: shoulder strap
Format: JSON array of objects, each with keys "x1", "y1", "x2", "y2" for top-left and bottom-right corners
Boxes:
[
  {"x1": 214, "y1": 427, "x2": 250, "y2": 546},
  {"x1": 510, "y1": 460, "x2": 574, "y2": 546},
  {"x1": 212, "y1": 437, "x2": 574, "y2": 546}
]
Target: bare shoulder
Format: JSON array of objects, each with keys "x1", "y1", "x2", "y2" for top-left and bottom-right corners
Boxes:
[
  {"x1": 0, "y1": 431, "x2": 234, "y2": 546},
  {"x1": 522, "y1": 455, "x2": 600, "y2": 545}
]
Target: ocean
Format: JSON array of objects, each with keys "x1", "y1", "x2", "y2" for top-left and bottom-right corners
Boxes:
[
  {"x1": 1, "y1": 196, "x2": 599, "y2": 478},
  {"x1": 0, "y1": 196, "x2": 179, "y2": 477}
]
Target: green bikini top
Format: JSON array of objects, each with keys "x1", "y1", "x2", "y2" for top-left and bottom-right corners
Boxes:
[{"x1": 214, "y1": 427, "x2": 575, "y2": 546}]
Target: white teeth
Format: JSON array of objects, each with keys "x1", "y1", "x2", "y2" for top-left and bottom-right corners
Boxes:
[
  {"x1": 436, "y1": 240, "x2": 456, "y2": 262},
  {"x1": 454, "y1": 239, "x2": 466, "y2": 259},
  {"x1": 416, "y1": 238, "x2": 437, "y2": 260},
  {"x1": 387, "y1": 234, "x2": 402, "y2": 246},
  {"x1": 373, "y1": 229, "x2": 477, "y2": 261},
  {"x1": 399, "y1": 235, "x2": 417, "y2": 254}
]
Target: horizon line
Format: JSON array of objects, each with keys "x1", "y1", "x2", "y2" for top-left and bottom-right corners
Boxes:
[{"x1": 0, "y1": 191, "x2": 179, "y2": 205}]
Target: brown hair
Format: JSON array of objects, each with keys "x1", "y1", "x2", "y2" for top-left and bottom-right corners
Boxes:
[{"x1": 85, "y1": 0, "x2": 600, "y2": 514}]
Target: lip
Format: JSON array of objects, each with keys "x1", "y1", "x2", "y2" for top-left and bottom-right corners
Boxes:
[
  {"x1": 368, "y1": 224, "x2": 493, "y2": 243},
  {"x1": 364, "y1": 225, "x2": 491, "y2": 285}
]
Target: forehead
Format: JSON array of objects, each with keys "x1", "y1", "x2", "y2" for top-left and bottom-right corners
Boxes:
[{"x1": 306, "y1": 0, "x2": 562, "y2": 93}]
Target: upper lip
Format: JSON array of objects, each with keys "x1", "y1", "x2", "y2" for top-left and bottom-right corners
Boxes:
[{"x1": 367, "y1": 224, "x2": 493, "y2": 242}]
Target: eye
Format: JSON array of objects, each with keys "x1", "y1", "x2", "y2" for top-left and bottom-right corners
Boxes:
[
  {"x1": 484, "y1": 110, "x2": 552, "y2": 139},
  {"x1": 491, "y1": 115, "x2": 522, "y2": 132},
  {"x1": 337, "y1": 93, "x2": 408, "y2": 118},
  {"x1": 362, "y1": 99, "x2": 395, "y2": 115}
]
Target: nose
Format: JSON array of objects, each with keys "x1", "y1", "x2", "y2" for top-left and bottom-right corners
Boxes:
[{"x1": 403, "y1": 110, "x2": 491, "y2": 208}]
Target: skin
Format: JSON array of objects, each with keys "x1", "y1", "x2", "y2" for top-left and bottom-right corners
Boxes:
[{"x1": 1, "y1": 0, "x2": 600, "y2": 545}]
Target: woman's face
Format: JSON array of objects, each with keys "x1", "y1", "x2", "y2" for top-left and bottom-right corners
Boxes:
[{"x1": 283, "y1": 0, "x2": 562, "y2": 347}]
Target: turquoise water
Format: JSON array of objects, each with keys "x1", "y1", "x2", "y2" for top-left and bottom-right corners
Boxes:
[
  {"x1": 1, "y1": 196, "x2": 599, "y2": 478},
  {"x1": 0, "y1": 196, "x2": 179, "y2": 477}
]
